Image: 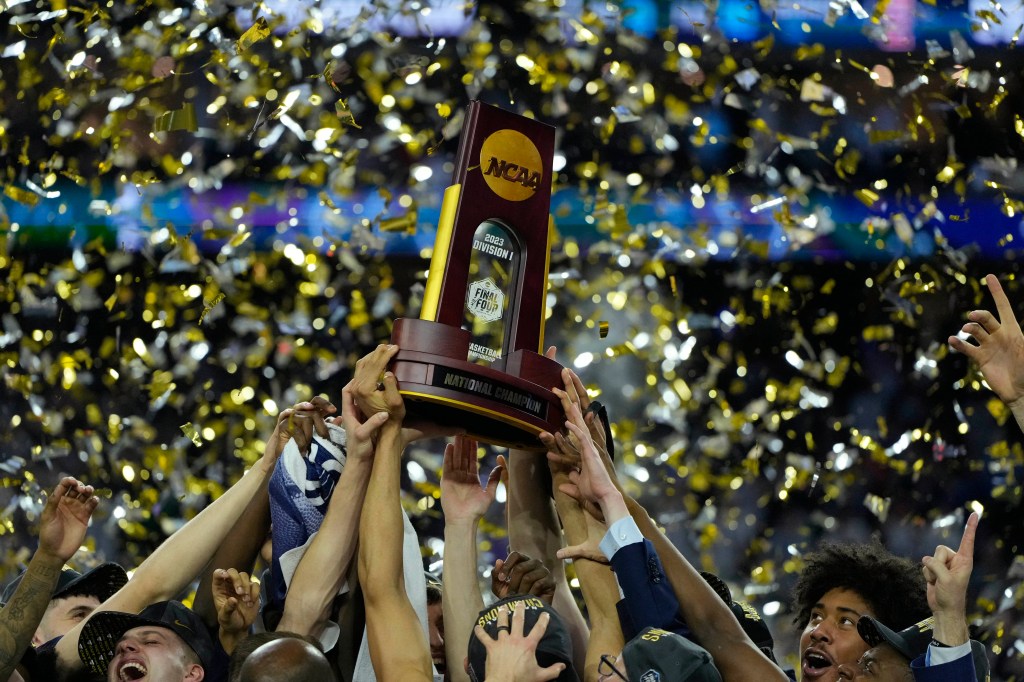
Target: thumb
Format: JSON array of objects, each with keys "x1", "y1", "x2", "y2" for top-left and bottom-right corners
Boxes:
[
  {"x1": 357, "y1": 411, "x2": 389, "y2": 439},
  {"x1": 556, "y1": 543, "x2": 589, "y2": 561},
  {"x1": 485, "y1": 464, "x2": 503, "y2": 499},
  {"x1": 557, "y1": 482, "x2": 582, "y2": 501},
  {"x1": 540, "y1": 663, "x2": 566, "y2": 681}
]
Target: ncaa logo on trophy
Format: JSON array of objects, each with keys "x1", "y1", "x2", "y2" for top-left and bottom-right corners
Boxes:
[{"x1": 388, "y1": 101, "x2": 565, "y2": 449}]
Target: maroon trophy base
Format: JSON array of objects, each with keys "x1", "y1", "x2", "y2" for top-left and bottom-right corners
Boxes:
[{"x1": 389, "y1": 318, "x2": 565, "y2": 450}]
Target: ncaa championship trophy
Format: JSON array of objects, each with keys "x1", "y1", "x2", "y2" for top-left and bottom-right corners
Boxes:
[{"x1": 388, "y1": 101, "x2": 565, "y2": 450}]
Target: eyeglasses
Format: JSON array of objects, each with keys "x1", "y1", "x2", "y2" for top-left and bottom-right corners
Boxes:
[{"x1": 598, "y1": 654, "x2": 627, "y2": 680}]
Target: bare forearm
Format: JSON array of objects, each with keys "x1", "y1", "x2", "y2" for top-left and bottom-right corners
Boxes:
[
  {"x1": 553, "y1": 488, "x2": 618, "y2": 621},
  {"x1": 507, "y1": 450, "x2": 590, "y2": 671},
  {"x1": 131, "y1": 460, "x2": 275, "y2": 605},
  {"x1": 358, "y1": 423, "x2": 432, "y2": 677},
  {"x1": 552, "y1": 580, "x2": 590, "y2": 674},
  {"x1": 442, "y1": 520, "x2": 485, "y2": 682},
  {"x1": 56, "y1": 459, "x2": 275, "y2": 666},
  {"x1": 553, "y1": 490, "x2": 622, "y2": 682},
  {"x1": 506, "y1": 450, "x2": 564, "y2": 574},
  {"x1": 194, "y1": 479, "x2": 272, "y2": 627},
  {"x1": 279, "y1": 459, "x2": 372, "y2": 635},
  {"x1": 358, "y1": 426, "x2": 405, "y2": 606},
  {"x1": 0, "y1": 551, "x2": 63, "y2": 679}
]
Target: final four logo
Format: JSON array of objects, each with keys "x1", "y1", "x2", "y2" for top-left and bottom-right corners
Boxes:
[{"x1": 467, "y1": 277, "x2": 504, "y2": 322}]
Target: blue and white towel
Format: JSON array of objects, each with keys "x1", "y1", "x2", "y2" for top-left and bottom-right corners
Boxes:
[{"x1": 267, "y1": 422, "x2": 434, "y2": 681}]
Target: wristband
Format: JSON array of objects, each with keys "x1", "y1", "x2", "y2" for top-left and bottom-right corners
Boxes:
[{"x1": 930, "y1": 638, "x2": 951, "y2": 648}]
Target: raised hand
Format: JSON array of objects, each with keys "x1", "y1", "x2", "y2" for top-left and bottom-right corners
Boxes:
[
  {"x1": 441, "y1": 435, "x2": 503, "y2": 524},
  {"x1": 350, "y1": 344, "x2": 402, "y2": 420},
  {"x1": 473, "y1": 606, "x2": 566, "y2": 682},
  {"x1": 922, "y1": 512, "x2": 979, "y2": 646},
  {"x1": 560, "y1": 402, "x2": 620, "y2": 507},
  {"x1": 212, "y1": 568, "x2": 261, "y2": 654},
  {"x1": 563, "y1": 367, "x2": 613, "y2": 463},
  {"x1": 340, "y1": 379, "x2": 389, "y2": 463},
  {"x1": 923, "y1": 513, "x2": 978, "y2": 616},
  {"x1": 38, "y1": 477, "x2": 99, "y2": 563},
  {"x1": 265, "y1": 398, "x2": 334, "y2": 461},
  {"x1": 541, "y1": 429, "x2": 605, "y2": 523},
  {"x1": 948, "y1": 274, "x2": 1024, "y2": 407},
  {"x1": 492, "y1": 552, "x2": 556, "y2": 604},
  {"x1": 553, "y1": 512, "x2": 611, "y2": 565},
  {"x1": 543, "y1": 368, "x2": 618, "y2": 494}
]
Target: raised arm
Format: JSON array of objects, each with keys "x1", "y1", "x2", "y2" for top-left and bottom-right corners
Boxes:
[
  {"x1": 276, "y1": 384, "x2": 388, "y2": 637},
  {"x1": 194, "y1": 399, "x2": 328, "y2": 628},
  {"x1": 557, "y1": 399, "x2": 785, "y2": 682},
  {"x1": 504, "y1": 356, "x2": 591, "y2": 675},
  {"x1": 440, "y1": 435, "x2": 503, "y2": 682},
  {"x1": 542, "y1": 387, "x2": 624, "y2": 681},
  {"x1": 356, "y1": 355, "x2": 433, "y2": 680},
  {"x1": 0, "y1": 477, "x2": 98, "y2": 680},
  {"x1": 623, "y1": 497, "x2": 785, "y2": 680},
  {"x1": 55, "y1": 420, "x2": 286, "y2": 667},
  {"x1": 948, "y1": 274, "x2": 1024, "y2": 433},
  {"x1": 923, "y1": 513, "x2": 978, "y2": 648}
]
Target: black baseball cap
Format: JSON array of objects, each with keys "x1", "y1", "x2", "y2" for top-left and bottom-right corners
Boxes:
[
  {"x1": 467, "y1": 594, "x2": 578, "y2": 681},
  {"x1": 623, "y1": 627, "x2": 723, "y2": 682},
  {"x1": 700, "y1": 571, "x2": 777, "y2": 663},
  {"x1": 78, "y1": 600, "x2": 215, "y2": 676},
  {"x1": 857, "y1": 615, "x2": 990, "y2": 682},
  {"x1": 1, "y1": 562, "x2": 128, "y2": 606}
]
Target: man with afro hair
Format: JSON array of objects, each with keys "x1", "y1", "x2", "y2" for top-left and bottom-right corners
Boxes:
[{"x1": 792, "y1": 542, "x2": 930, "y2": 682}]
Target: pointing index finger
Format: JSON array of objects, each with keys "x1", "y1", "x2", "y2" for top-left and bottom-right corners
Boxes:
[{"x1": 958, "y1": 511, "x2": 979, "y2": 559}]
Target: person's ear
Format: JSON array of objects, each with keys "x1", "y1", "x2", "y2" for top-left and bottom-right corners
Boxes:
[
  {"x1": 31, "y1": 628, "x2": 45, "y2": 648},
  {"x1": 184, "y1": 663, "x2": 205, "y2": 681},
  {"x1": 463, "y1": 656, "x2": 470, "y2": 673}
]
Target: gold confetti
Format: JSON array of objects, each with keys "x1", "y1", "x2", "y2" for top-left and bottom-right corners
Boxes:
[
  {"x1": 0, "y1": 1, "x2": 1021, "y2": 659},
  {"x1": 3, "y1": 185, "x2": 40, "y2": 206},
  {"x1": 198, "y1": 293, "x2": 225, "y2": 325},
  {"x1": 379, "y1": 212, "x2": 417, "y2": 234},
  {"x1": 863, "y1": 493, "x2": 891, "y2": 522},
  {"x1": 854, "y1": 188, "x2": 879, "y2": 207},
  {"x1": 335, "y1": 98, "x2": 361, "y2": 128},
  {"x1": 180, "y1": 423, "x2": 203, "y2": 447},
  {"x1": 153, "y1": 103, "x2": 197, "y2": 133},
  {"x1": 236, "y1": 17, "x2": 270, "y2": 53}
]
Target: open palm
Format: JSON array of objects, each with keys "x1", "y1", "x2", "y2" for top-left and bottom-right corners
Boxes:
[
  {"x1": 38, "y1": 477, "x2": 98, "y2": 562},
  {"x1": 441, "y1": 435, "x2": 502, "y2": 523}
]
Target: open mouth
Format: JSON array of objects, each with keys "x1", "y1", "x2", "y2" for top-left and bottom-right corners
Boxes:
[
  {"x1": 802, "y1": 650, "x2": 835, "y2": 679},
  {"x1": 118, "y1": 661, "x2": 148, "y2": 681}
]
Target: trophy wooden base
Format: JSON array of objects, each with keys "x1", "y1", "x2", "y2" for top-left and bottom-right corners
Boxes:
[{"x1": 389, "y1": 318, "x2": 565, "y2": 450}]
